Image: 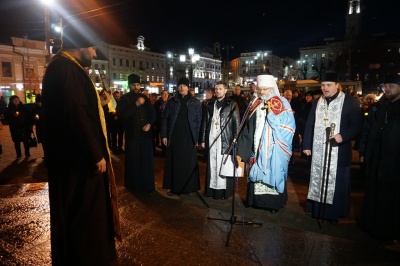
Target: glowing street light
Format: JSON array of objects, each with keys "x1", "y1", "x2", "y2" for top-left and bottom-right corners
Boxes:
[{"x1": 40, "y1": 0, "x2": 55, "y2": 64}]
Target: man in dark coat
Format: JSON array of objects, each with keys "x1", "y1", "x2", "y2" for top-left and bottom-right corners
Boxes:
[
  {"x1": 42, "y1": 22, "x2": 119, "y2": 265},
  {"x1": 200, "y1": 81, "x2": 240, "y2": 200},
  {"x1": 161, "y1": 77, "x2": 202, "y2": 195},
  {"x1": 358, "y1": 73, "x2": 400, "y2": 243},
  {"x1": 302, "y1": 72, "x2": 362, "y2": 223},
  {"x1": 117, "y1": 73, "x2": 156, "y2": 193},
  {"x1": 4, "y1": 95, "x2": 32, "y2": 159},
  {"x1": 153, "y1": 89, "x2": 169, "y2": 156}
]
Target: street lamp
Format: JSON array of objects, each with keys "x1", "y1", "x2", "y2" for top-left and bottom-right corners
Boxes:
[
  {"x1": 246, "y1": 60, "x2": 253, "y2": 85},
  {"x1": 188, "y1": 48, "x2": 200, "y2": 88},
  {"x1": 40, "y1": 0, "x2": 54, "y2": 64},
  {"x1": 166, "y1": 52, "x2": 174, "y2": 91},
  {"x1": 254, "y1": 51, "x2": 269, "y2": 73}
]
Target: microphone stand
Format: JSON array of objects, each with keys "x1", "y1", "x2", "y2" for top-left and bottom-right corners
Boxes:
[
  {"x1": 208, "y1": 96, "x2": 263, "y2": 247},
  {"x1": 317, "y1": 123, "x2": 335, "y2": 229}
]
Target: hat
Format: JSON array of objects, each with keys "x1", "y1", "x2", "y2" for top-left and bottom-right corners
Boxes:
[
  {"x1": 9, "y1": 95, "x2": 19, "y2": 102},
  {"x1": 256, "y1": 75, "x2": 279, "y2": 95},
  {"x1": 305, "y1": 91, "x2": 313, "y2": 97},
  {"x1": 384, "y1": 73, "x2": 400, "y2": 85},
  {"x1": 62, "y1": 23, "x2": 97, "y2": 49},
  {"x1": 128, "y1": 74, "x2": 140, "y2": 85},
  {"x1": 321, "y1": 72, "x2": 339, "y2": 82},
  {"x1": 177, "y1": 77, "x2": 190, "y2": 87}
]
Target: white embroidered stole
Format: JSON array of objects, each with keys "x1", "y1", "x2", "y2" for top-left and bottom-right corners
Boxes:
[{"x1": 307, "y1": 92, "x2": 345, "y2": 204}]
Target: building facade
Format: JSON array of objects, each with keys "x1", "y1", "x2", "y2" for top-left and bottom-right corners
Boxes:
[{"x1": 0, "y1": 37, "x2": 46, "y2": 104}]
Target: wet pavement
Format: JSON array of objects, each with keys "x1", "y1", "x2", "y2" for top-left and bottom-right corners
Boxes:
[{"x1": 1, "y1": 124, "x2": 400, "y2": 265}]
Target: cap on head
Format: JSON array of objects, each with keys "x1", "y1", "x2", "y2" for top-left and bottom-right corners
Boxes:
[
  {"x1": 128, "y1": 74, "x2": 140, "y2": 85},
  {"x1": 384, "y1": 73, "x2": 400, "y2": 85},
  {"x1": 177, "y1": 77, "x2": 190, "y2": 87},
  {"x1": 321, "y1": 72, "x2": 339, "y2": 83},
  {"x1": 305, "y1": 91, "x2": 313, "y2": 97},
  {"x1": 61, "y1": 23, "x2": 97, "y2": 50}
]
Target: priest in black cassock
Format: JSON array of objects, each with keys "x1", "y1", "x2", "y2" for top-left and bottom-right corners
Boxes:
[
  {"x1": 302, "y1": 72, "x2": 362, "y2": 223},
  {"x1": 117, "y1": 74, "x2": 156, "y2": 193},
  {"x1": 161, "y1": 77, "x2": 202, "y2": 195},
  {"x1": 358, "y1": 73, "x2": 400, "y2": 243},
  {"x1": 42, "y1": 22, "x2": 119, "y2": 265}
]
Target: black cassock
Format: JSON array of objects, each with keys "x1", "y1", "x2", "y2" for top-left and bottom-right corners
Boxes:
[
  {"x1": 123, "y1": 97, "x2": 156, "y2": 193},
  {"x1": 42, "y1": 54, "x2": 116, "y2": 265},
  {"x1": 163, "y1": 96, "x2": 200, "y2": 194}
]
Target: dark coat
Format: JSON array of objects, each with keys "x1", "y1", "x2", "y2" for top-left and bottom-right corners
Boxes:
[
  {"x1": 359, "y1": 96, "x2": 400, "y2": 183},
  {"x1": 117, "y1": 91, "x2": 156, "y2": 141},
  {"x1": 160, "y1": 93, "x2": 202, "y2": 145},
  {"x1": 4, "y1": 102, "x2": 32, "y2": 143},
  {"x1": 42, "y1": 54, "x2": 116, "y2": 265},
  {"x1": 302, "y1": 94, "x2": 362, "y2": 167},
  {"x1": 200, "y1": 97, "x2": 240, "y2": 154}
]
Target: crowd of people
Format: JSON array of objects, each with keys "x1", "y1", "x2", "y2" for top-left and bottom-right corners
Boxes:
[{"x1": 0, "y1": 23, "x2": 398, "y2": 265}]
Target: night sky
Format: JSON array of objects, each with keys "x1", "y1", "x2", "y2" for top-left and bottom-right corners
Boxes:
[{"x1": 0, "y1": 0, "x2": 397, "y2": 59}]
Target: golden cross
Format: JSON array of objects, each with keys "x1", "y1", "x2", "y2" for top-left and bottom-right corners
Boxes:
[
  {"x1": 323, "y1": 117, "x2": 329, "y2": 126},
  {"x1": 215, "y1": 121, "x2": 219, "y2": 128},
  {"x1": 264, "y1": 101, "x2": 272, "y2": 113}
]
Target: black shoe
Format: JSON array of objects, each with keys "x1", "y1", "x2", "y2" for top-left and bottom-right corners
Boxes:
[{"x1": 269, "y1": 209, "x2": 278, "y2": 214}]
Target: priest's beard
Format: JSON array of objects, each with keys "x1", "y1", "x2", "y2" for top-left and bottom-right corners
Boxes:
[
  {"x1": 79, "y1": 49, "x2": 94, "y2": 67},
  {"x1": 79, "y1": 57, "x2": 92, "y2": 68}
]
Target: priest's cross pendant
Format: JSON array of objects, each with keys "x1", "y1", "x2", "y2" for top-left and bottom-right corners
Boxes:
[
  {"x1": 323, "y1": 117, "x2": 329, "y2": 126},
  {"x1": 264, "y1": 101, "x2": 272, "y2": 113},
  {"x1": 215, "y1": 121, "x2": 219, "y2": 128}
]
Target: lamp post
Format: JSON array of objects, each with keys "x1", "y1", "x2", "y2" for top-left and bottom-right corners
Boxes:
[
  {"x1": 166, "y1": 52, "x2": 174, "y2": 92},
  {"x1": 188, "y1": 48, "x2": 200, "y2": 88},
  {"x1": 246, "y1": 60, "x2": 253, "y2": 86},
  {"x1": 255, "y1": 51, "x2": 268, "y2": 73},
  {"x1": 40, "y1": 0, "x2": 54, "y2": 64}
]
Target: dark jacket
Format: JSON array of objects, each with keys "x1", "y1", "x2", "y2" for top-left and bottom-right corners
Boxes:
[
  {"x1": 302, "y1": 94, "x2": 362, "y2": 167},
  {"x1": 359, "y1": 96, "x2": 400, "y2": 183},
  {"x1": 200, "y1": 97, "x2": 240, "y2": 154},
  {"x1": 160, "y1": 93, "x2": 202, "y2": 145},
  {"x1": 4, "y1": 102, "x2": 32, "y2": 143}
]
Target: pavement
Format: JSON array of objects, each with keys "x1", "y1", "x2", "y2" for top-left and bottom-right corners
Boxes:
[{"x1": 0, "y1": 124, "x2": 399, "y2": 265}]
